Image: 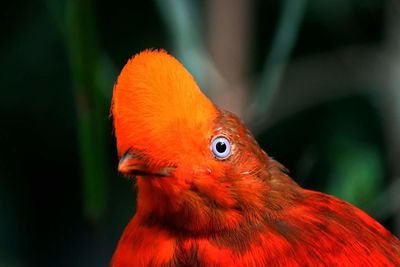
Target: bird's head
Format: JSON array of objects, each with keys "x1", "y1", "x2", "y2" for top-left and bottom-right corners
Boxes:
[{"x1": 112, "y1": 50, "x2": 294, "y2": 232}]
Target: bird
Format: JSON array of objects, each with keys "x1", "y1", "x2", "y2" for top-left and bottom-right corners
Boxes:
[{"x1": 110, "y1": 49, "x2": 400, "y2": 266}]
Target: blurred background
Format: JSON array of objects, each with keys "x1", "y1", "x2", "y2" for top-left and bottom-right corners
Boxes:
[{"x1": 1, "y1": 0, "x2": 400, "y2": 266}]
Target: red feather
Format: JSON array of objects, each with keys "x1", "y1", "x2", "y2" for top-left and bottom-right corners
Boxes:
[{"x1": 111, "y1": 50, "x2": 400, "y2": 266}]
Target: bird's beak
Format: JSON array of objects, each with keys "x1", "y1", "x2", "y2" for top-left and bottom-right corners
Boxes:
[{"x1": 118, "y1": 153, "x2": 175, "y2": 177}]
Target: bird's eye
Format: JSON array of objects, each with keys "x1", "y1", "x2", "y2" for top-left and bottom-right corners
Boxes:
[{"x1": 211, "y1": 136, "x2": 231, "y2": 159}]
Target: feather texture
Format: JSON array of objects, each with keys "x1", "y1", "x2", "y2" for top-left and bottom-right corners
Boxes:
[{"x1": 111, "y1": 50, "x2": 400, "y2": 266}]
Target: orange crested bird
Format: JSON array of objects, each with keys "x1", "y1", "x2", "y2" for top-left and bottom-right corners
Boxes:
[{"x1": 110, "y1": 50, "x2": 400, "y2": 266}]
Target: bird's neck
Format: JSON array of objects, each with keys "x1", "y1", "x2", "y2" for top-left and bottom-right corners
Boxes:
[{"x1": 133, "y1": 160, "x2": 301, "y2": 235}]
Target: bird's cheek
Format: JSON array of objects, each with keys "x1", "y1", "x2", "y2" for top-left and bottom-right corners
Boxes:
[
  {"x1": 207, "y1": 163, "x2": 230, "y2": 180},
  {"x1": 171, "y1": 166, "x2": 196, "y2": 186}
]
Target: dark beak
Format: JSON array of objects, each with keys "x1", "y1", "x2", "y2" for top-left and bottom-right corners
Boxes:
[{"x1": 118, "y1": 153, "x2": 175, "y2": 177}]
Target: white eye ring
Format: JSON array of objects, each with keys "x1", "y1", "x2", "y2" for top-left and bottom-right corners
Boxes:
[{"x1": 211, "y1": 136, "x2": 232, "y2": 160}]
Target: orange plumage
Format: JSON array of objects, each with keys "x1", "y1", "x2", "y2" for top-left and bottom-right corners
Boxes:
[{"x1": 111, "y1": 50, "x2": 400, "y2": 266}]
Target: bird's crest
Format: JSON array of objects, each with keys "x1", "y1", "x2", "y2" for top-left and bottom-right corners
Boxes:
[{"x1": 112, "y1": 50, "x2": 217, "y2": 162}]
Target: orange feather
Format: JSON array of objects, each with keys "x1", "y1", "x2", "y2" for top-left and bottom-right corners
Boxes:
[{"x1": 111, "y1": 50, "x2": 400, "y2": 266}]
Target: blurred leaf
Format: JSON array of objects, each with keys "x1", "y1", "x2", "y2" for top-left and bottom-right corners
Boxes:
[
  {"x1": 251, "y1": 0, "x2": 307, "y2": 128},
  {"x1": 44, "y1": 0, "x2": 117, "y2": 102},
  {"x1": 43, "y1": 0, "x2": 68, "y2": 37},
  {"x1": 319, "y1": 96, "x2": 385, "y2": 208},
  {"x1": 154, "y1": 0, "x2": 207, "y2": 88},
  {"x1": 326, "y1": 142, "x2": 383, "y2": 207},
  {"x1": 65, "y1": 0, "x2": 110, "y2": 220},
  {"x1": 308, "y1": 0, "x2": 353, "y2": 28}
]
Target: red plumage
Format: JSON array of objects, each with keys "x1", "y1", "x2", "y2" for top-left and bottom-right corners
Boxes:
[{"x1": 111, "y1": 50, "x2": 400, "y2": 266}]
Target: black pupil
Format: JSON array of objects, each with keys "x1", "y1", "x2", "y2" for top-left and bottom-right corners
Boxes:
[{"x1": 216, "y1": 141, "x2": 226, "y2": 153}]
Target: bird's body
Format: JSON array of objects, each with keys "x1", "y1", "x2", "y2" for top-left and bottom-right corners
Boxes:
[{"x1": 111, "y1": 50, "x2": 400, "y2": 266}]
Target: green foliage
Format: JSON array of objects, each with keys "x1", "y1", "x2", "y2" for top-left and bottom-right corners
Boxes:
[
  {"x1": 66, "y1": 0, "x2": 110, "y2": 219},
  {"x1": 325, "y1": 130, "x2": 384, "y2": 207}
]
